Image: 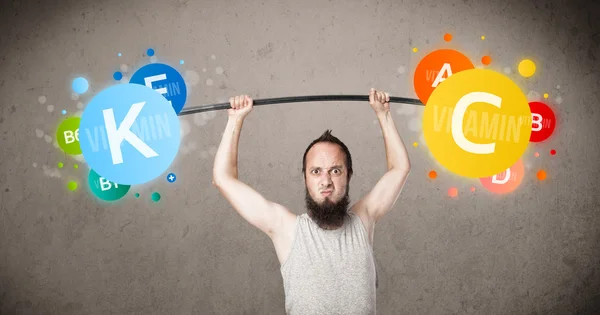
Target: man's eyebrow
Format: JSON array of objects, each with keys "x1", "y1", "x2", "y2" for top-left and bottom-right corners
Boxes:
[{"x1": 311, "y1": 165, "x2": 343, "y2": 170}]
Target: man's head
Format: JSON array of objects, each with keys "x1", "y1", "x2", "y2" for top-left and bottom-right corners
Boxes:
[{"x1": 302, "y1": 130, "x2": 353, "y2": 229}]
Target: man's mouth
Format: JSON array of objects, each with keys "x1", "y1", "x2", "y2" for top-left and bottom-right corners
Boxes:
[{"x1": 321, "y1": 190, "x2": 332, "y2": 196}]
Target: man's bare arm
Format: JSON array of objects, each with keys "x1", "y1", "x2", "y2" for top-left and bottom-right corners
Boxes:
[
  {"x1": 352, "y1": 89, "x2": 411, "y2": 224},
  {"x1": 212, "y1": 95, "x2": 291, "y2": 238}
]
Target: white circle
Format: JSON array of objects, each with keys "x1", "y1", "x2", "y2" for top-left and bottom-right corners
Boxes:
[
  {"x1": 556, "y1": 85, "x2": 561, "y2": 89},
  {"x1": 120, "y1": 64, "x2": 129, "y2": 73},
  {"x1": 35, "y1": 129, "x2": 44, "y2": 138},
  {"x1": 527, "y1": 90, "x2": 541, "y2": 101},
  {"x1": 71, "y1": 93, "x2": 79, "y2": 101},
  {"x1": 44, "y1": 135, "x2": 52, "y2": 143},
  {"x1": 211, "y1": 55, "x2": 216, "y2": 60},
  {"x1": 503, "y1": 67, "x2": 511, "y2": 74},
  {"x1": 193, "y1": 114, "x2": 207, "y2": 126},
  {"x1": 206, "y1": 78, "x2": 213, "y2": 86},
  {"x1": 150, "y1": 56, "x2": 158, "y2": 63},
  {"x1": 185, "y1": 70, "x2": 200, "y2": 86},
  {"x1": 397, "y1": 66, "x2": 406, "y2": 74},
  {"x1": 47, "y1": 105, "x2": 54, "y2": 112},
  {"x1": 180, "y1": 119, "x2": 191, "y2": 137},
  {"x1": 38, "y1": 96, "x2": 47, "y2": 104},
  {"x1": 419, "y1": 133, "x2": 427, "y2": 147},
  {"x1": 555, "y1": 96, "x2": 563, "y2": 104},
  {"x1": 216, "y1": 66, "x2": 224, "y2": 74},
  {"x1": 408, "y1": 117, "x2": 421, "y2": 132}
]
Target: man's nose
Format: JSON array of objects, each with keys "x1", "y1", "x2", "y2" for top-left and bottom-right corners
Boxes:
[{"x1": 320, "y1": 173, "x2": 333, "y2": 186}]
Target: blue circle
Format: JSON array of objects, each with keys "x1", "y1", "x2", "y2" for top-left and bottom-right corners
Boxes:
[
  {"x1": 129, "y1": 63, "x2": 188, "y2": 114},
  {"x1": 180, "y1": 60, "x2": 184, "y2": 65},
  {"x1": 118, "y1": 53, "x2": 122, "y2": 57},
  {"x1": 167, "y1": 173, "x2": 176, "y2": 183},
  {"x1": 79, "y1": 83, "x2": 181, "y2": 185},
  {"x1": 113, "y1": 72, "x2": 123, "y2": 81},
  {"x1": 72, "y1": 77, "x2": 89, "y2": 94},
  {"x1": 147, "y1": 48, "x2": 155, "y2": 56},
  {"x1": 62, "y1": 110, "x2": 67, "y2": 115}
]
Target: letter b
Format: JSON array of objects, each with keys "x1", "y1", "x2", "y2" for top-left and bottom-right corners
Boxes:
[
  {"x1": 64, "y1": 130, "x2": 75, "y2": 144},
  {"x1": 532, "y1": 113, "x2": 542, "y2": 132},
  {"x1": 100, "y1": 177, "x2": 118, "y2": 191}
]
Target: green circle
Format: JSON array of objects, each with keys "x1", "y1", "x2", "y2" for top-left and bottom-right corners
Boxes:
[
  {"x1": 56, "y1": 117, "x2": 82, "y2": 155},
  {"x1": 58, "y1": 162, "x2": 64, "y2": 168},
  {"x1": 151, "y1": 192, "x2": 161, "y2": 202},
  {"x1": 67, "y1": 181, "x2": 78, "y2": 191},
  {"x1": 135, "y1": 193, "x2": 140, "y2": 198},
  {"x1": 73, "y1": 164, "x2": 79, "y2": 169},
  {"x1": 88, "y1": 169, "x2": 131, "y2": 201}
]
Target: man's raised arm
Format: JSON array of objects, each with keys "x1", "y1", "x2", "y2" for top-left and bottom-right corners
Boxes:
[
  {"x1": 352, "y1": 88, "x2": 411, "y2": 224},
  {"x1": 212, "y1": 95, "x2": 291, "y2": 238}
]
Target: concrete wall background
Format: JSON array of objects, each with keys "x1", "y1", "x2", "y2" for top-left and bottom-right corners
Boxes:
[{"x1": 1, "y1": 0, "x2": 599, "y2": 313}]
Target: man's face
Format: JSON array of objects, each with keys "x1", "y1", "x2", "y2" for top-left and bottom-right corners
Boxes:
[{"x1": 304, "y1": 142, "x2": 350, "y2": 229}]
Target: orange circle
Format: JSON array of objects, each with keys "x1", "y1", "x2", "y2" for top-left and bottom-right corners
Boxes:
[
  {"x1": 537, "y1": 170, "x2": 547, "y2": 181},
  {"x1": 479, "y1": 160, "x2": 525, "y2": 194},
  {"x1": 444, "y1": 33, "x2": 452, "y2": 42},
  {"x1": 428, "y1": 171, "x2": 437, "y2": 179},
  {"x1": 482, "y1": 55, "x2": 492, "y2": 65},
  {"x1": 448, "y1": 187, "x2": 458, "y2": 198},
  {"x1": 413, "y1": 49, "x2": 475, "y2": 105}
]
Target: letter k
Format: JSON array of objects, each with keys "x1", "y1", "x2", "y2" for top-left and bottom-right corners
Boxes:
[{"x1": 103, "y1": 102, "x2": 158, "y2": 165}]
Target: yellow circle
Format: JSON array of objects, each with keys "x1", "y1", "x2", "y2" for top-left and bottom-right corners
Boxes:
[
  {"x1": 413, "y1": 142, "x2": 418, "y2": 147},
  {"x1": 412, "y1": 47, "x2": 418, "y2": 52},
  {"x1": 518, "y1": 59, "x2": 536, "y2": 77},
  {"x1": 543, "y1": 93, "x2": 549, "y2": 98},
  {"x1": 481, "y1": 36, "x2": 486, "y2": 40},
  {"x1": 422, "y1": 69, "x2": 532, "y2": 178}
]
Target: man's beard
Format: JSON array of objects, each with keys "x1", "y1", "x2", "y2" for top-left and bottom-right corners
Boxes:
[{"x1": 305, "y1": 185, "x2": 351, "y2": 230}]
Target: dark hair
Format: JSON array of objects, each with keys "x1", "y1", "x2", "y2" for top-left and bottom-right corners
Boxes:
[{"x1": 302, "y1": 129, "x2": 353, "y2": 181}]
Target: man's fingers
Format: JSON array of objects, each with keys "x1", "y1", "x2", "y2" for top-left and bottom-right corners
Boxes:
[
  {"x1": 385, "y1": 92, "x2": 390, "y2": 102},
  {"x1": 369, "y1": 88, "x2": 375, "y2": 103}
]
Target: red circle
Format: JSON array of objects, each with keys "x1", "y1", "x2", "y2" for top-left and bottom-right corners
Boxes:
[
  {"x1": 529, "y1": 102, "x2": 556, "y2": 143},
  {"x1": 481, "y1": 56, "x2": 492, "y2": 65},
  {"x1": 550, "y1": 149, "x2": 556, "y2": 155}
]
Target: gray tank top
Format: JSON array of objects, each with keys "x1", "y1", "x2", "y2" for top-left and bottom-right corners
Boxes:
[{"x1": 280, "y1": 212, "x2": 377, "y2": 314}]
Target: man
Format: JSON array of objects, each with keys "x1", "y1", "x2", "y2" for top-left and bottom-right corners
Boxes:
[{"x1": 212, "y1": 88, "x2": 411, "y2": 314}]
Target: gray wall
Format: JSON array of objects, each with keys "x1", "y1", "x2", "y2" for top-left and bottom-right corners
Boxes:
[{"x1": 1, "y1": 0, "x2": 599, "y2": 314}]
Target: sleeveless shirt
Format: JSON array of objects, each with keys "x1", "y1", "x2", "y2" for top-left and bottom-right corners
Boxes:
[{"x1": 280, "y1": 212, "x2": 377, "y2": 315}]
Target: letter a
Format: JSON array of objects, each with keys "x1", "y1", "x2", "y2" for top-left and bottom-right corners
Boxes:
[
  {"x1": 103, "y1": 102, "x2": 159, "y2": 165},
  {"x1": 431, "y1": 63, "x2": 453, "y2": 88}
]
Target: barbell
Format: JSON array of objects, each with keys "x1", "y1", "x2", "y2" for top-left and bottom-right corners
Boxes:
[{"x1": 178, "y1": 95, "x2": 424, "y2": 116}]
